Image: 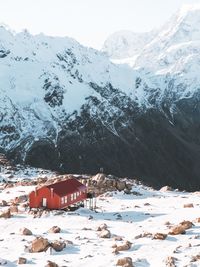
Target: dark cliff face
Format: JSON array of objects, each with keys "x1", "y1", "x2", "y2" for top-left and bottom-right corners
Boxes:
[{"x1": 19, "y1": 94, "x2": 200, "y2": 191}]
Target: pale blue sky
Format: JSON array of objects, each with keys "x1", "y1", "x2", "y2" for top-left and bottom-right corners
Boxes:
[{"x1": 0, "y1": 0, "x2": 199, "y2": 48}]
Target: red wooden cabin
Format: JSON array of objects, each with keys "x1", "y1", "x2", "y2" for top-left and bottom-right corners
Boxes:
[{"x1": 29, "y1": 178, "x2": 87, "y2": 209}]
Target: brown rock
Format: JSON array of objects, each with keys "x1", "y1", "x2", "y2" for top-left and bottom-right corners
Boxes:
[
  {"x1": 51, "y1": 240, "x2": 66, "y2": 252},
  {"x1": 116, "y1": 180, "x2": 126, "y2": 191},
  {"x1": 114, "y1": 241, "x2": 132, "y2": 252},
  {"x1": 92, "y1": 173, "x2": 106, "y2": 186},
  {"x1": 14, "y1": 195, "x2": 28, "y2": 204},
  {"x1": 99, "y1": 229, "x2": 111, "y2": 238},
  {"x1": 183, "y1": 203, "x2": 194, "y2": 208},
  {"x1": 169, "y1": 225, "x2": 186, "y2": 235},
  {"x1": 45, "y1": 261, "x2": 59, "y2": 267},
  {"x1": 48, "y1": 226, "x2": 61, "y2": 233},
  {"x1": 17, "y1": 257, "x2": 27, "y2": 264},
  {"x1": 0, "y1": 200, "x2": 7, "y2": 206},
  {"x1": 19, "y1": 227, "x2": 32, "y2": 236},
  {"x1": 0, "y1": 209, "x2": 11, "y2": 219},
  {"x1": 116, "y1": 257, "x2": 133, "y2": 267},
  {"x1": 191, "y1": 254, "x2": 200, "y2": 262},
  {"x1": 195, "y1": 218, "x2": 200, "y2": 223},
  {"x1": 97, "y1": 223, "x2": 108, "y2": 231},
  {"x1": 165, "y1": 256, "x2": 177, "y2": 267},
  {"x1": 179, "y1": 220, "x2": 193, "y2": 230},
  {"x1": 169, "y1": 220, "x2": 193, "y2": 235},
  {"x1": 30, "y1": 237, "x2": 49, "y2": 252},
  {"x1": 113, "y1": 236, "x2": 123, "y2": 241},
  {"x1": 153, "y1": 233, "x2": 167, "y2": 240},
  {"x1": 126, "y1": 183, "x2": 133, "y2": 191},
  {"x1": 10, "y1": 205, "x2": 18, "y2": 213}
]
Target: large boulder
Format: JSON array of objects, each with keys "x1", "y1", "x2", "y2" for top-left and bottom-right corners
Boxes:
[
  {"x1": 30, "y1": 237, "x2": 50, "y2": 252},
  {"x1": 91, "y1": 173, "x2": 106, "y2": 186}
]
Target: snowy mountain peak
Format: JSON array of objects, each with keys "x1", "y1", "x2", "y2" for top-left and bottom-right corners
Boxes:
[
  {"x1": 179, "y1": 4, "x2": 200, "y2": 15},
  {"x1": 102, "y1": 30, "x2": 156, "y2": 60}
]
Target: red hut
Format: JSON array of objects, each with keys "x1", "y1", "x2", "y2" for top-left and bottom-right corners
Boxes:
[{"x1": 29, "y1": 178, "x2": 87, "y2": 209}]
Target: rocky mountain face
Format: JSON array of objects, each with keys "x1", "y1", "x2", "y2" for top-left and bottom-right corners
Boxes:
[{"x1": 1, "y1": 6, "x2": 200, "y2": 190}]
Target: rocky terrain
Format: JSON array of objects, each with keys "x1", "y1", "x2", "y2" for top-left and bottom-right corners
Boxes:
[
  {"x1": 1, "y1": 5, "x2": 200, "y2": 190},
  {"x1": 0, "y1": 165, "x2": 200, "y2": 267}
]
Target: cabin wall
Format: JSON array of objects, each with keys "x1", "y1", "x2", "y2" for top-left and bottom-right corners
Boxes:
[
  {"x1": 29, "y1": 187, "x2": 60, "y2": 209},
  {"x1": 29, "y1": 187, "x2": 87, "y2": 210},
  {"x1": 60, "y1": 189, "x2": 87, "y2": 209}
]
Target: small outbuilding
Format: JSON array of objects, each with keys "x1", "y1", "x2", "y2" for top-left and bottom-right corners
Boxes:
[{"x1": 29, "y1": 178, "x2": 87, "y2": 209}]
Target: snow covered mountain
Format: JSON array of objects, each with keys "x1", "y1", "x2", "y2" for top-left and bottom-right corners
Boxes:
[
  {"x1": 102, "y1": 30, "x2": 156, "y2": 61},
  {"x1": 1, "y1": 5, "x2": 200, "y2": 190}
]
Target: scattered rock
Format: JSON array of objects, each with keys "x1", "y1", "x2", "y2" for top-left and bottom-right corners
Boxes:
[
  {"x1": 169, "y1": 220, "x2": 193, "y2": 235},
  {"x1": 97, "y1": 223, "x2": 108, "y2": 231},
  {"x1": 92, "y1": 173, "x2": 106, "y2": 186},
  {"x1": 195, "y1": 218, "x2": 200, "y2": 223},
  {"x1": 99, "y1": 229, "x2": 111, "y2": 238},
  {"x1": 114, "y1": 241, "x2": 132, "y2": 252},
  {"x1": 113, "y1": 236, "x2": 123, "y2": 241},
  {"x1": 0, "y1": 200, "x2": 7, "y2": 206},
  {"x1": 30, "y1": 237, "x2": 50, "y2": 252},
  {"x1": 48, "y1": 226, "x2": 61, "y2": 233},
  {"x1": 169, "y1": 225, "x2": 186, "y2": 235},
  {"x1": 14, "y1": 195, "x2": 28, "y2": 204},
  {"x1": 183, "y1": 203, "x2": 194, "y2": 208},
  {"x1": 179, "y1": 220, "x2": 194, "y2": 230},
  {"x1": 165, "y1": 256, "x2": 177, "y2": 267},
  {"x1": 9, "y1": 205, "x2": 18, "y2": 213},
  {"x1": 17, "y1": 257, "x2": 27, "y2": 264},
  {"x1": 153, "y1": 233, "x2": 167, "y2": 240},
  {"x1": 116, "y1": 181, "x2": 126, "y2": 191},
  {"x1": 50, "y1": 240, "x2": 66, "y2": 252},
  {"x1": 81, "y1": 227, "x2": 92, "y2": 231},
  {"x1": 19, "y1": 227, "x2": 32, "y2": 236},
  {"x1": 191, "y1": 254, "x2": 200, "y2": 262},
  {"x1": 45, "y1": 260, "x2": 59, "y2": 267},
  {"x1": 0, "y1": 209, "x2": 11, "y2": 219},
  {"x1": 134, "y1": 232, "x2": 152, "y2": 239},
  {"x1": 116, "y1": 257, "x2": 133, "y2": 267},
  {"x1": 160, "y1": 186, "x2": 172, "y2": 192}
]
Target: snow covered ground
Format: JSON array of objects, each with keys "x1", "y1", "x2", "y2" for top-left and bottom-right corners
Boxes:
[{"x1": 0, "y1": 171, "x2": 200, "y2": 267}]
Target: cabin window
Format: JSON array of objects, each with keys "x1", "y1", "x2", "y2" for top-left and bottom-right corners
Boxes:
[
  {"x1": 71, "y1": 194, "x2": 73, "y2": 201},
  {"x1": 61, "y1": 197, "x2": 64, "y2": 205},
  {"x1": 77, "y1": 191, "x2": 79, "y2": 197},
  {"x1": 65, "y1": 196, "x2": 68, "y2": 203},
  {"x1": 73, "y1": 193, "x2": 76, "y2": 199}
]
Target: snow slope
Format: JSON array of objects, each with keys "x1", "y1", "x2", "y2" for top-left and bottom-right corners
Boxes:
[
  {"x1": 0, "y1": 171, "x2": 200, "y2": 267},
  {"x1": 0, "y1": 25, "x2": 138, "y2": 153},
  {"x1": 102, "y1": 30, "x2": 156, "y2": 60}
]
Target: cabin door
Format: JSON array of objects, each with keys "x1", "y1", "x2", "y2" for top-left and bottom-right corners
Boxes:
[{"x1": 42, "y1": 198, "x2": 47, "y2": 207}]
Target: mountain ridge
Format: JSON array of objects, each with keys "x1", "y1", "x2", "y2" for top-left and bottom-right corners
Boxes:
[{"x1": 1, "y1": 6, "x2": 200, "y2": 190}]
